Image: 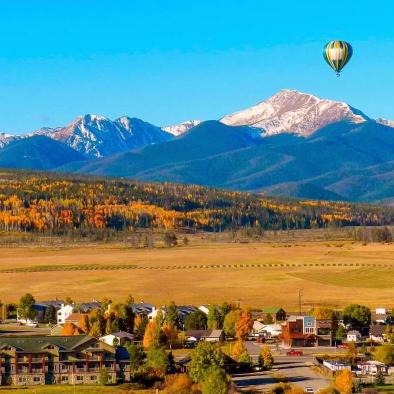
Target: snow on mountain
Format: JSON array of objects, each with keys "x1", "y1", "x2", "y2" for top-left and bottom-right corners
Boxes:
[
  {"x1": 220, "y1": 89, "x2": 369, "y2": 137},
  {"x1": 376, "y1": 118, "x2": 394, "y2": 128},
  {"x1": 33, "y1": 114, "x2": 173, "y2": 158},
  {"x1": 0, "y1": 133, "x2": 26, "y2": 148},
  {"x1": 162, "y1": 120, "x2": 202, "y2": 136}
]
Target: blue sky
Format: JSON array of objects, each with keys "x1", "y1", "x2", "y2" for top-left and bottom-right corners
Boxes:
[{"x1": 0, "y1": 0, "x2": 393, "y2": 133}]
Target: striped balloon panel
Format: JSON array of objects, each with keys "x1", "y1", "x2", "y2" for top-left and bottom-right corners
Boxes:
[{"x1": 323, "y1": 41, "x2": 353, "y2": 73}]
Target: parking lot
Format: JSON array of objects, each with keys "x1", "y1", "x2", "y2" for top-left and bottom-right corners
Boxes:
[{"x1": 232, "y1": 342, "x2": 331, "y2": 392}]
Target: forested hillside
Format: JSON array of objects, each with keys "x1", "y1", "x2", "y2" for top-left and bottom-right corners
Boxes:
[{"x1": 0, "y1": 169, "x2": 392, "y2": 236}]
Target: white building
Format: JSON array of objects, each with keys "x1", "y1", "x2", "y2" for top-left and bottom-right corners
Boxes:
[
  {"x1": 323, "y1": 360, "x2": 351, "y2": 372},
  {"x1": 357, "y1": 361, "x2": 388, "y2": 375},
  {"x1": 57, "y1": 304, "x2": 74, "y2": 325},
  {"x1": 347, "y1": 330, "x2": 362, "y2": 342},
  {"x1": 148, "y1": 306, "x2": 160, "y2": 320},
  {"x1": 100, "y1": 331, "x2": 135, "y2": 346},
  {"x1": 253, "y1": 321, "x2": 282, "y2": 338}
]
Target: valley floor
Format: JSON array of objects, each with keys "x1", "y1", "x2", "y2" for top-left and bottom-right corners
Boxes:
[{"x1": 0, "y1": 239, "x2": 393, "y2": 309}]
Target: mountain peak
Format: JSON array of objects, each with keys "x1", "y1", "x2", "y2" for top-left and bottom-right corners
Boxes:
[
  {"x1": 32, "y1": 114, "x2": 173, "y2": 158},
  {"x1": 79, "y1": 114, "x2": 108, "y2": 122},
  {"x1": 220, "y1": 89, "x2": 368, "y2": 136},
  {"x1": 163, "y1": 120, "x2": 202, "y2": 136}
]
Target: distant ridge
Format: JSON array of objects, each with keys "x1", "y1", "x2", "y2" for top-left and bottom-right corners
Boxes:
[{"x1": 0, "y1": 89, "x2": 394, "y2": 203}]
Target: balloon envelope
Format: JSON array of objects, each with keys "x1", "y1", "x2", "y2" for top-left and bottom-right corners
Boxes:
[{"x1": 323, "y1": 41, "x2": 353, "y2": 75}]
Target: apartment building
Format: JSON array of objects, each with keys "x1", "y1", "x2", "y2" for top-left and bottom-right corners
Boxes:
[{"x1": 0, "y1": 335, "x2": 129, "y2": 386}]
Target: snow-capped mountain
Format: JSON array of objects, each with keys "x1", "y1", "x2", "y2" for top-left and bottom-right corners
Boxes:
[
  {"x1": 0, "y1": 133, "x2": 16, "y2": 149},
  {"x1": 163, "y1": 120, "x2": 202, "y2": 136},
  {"x1": 34, "y1": 114, "x2": 173, "y2": 158},
  {"x1": 0, "y1": 133, "x2": 26, "y2": 148},
  {"x1": 376, "y1": 118, "x2": 394, "y2": 128},
  {"x1": 220, "y1": 89, "x2": 369, "y2": 136}
]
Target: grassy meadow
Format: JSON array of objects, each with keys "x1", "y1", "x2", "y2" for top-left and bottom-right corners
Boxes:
[{"x1": 0, "y1": 236, "x2": 393, "y2": 310}]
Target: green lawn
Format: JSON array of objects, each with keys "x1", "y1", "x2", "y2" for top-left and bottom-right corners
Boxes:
[{"x1": 375, "y1": 385, "x2": 394, "y2": 393}]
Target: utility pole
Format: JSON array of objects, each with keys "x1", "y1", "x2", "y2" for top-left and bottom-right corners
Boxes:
[{"x1": 298, "y1": 289, "x2": 303, "y2": 315}]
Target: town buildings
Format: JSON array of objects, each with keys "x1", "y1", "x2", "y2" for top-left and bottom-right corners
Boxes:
[
  {"x1": 0, "y1": 335, "x2": 129, "y2": 386},
  {"x1": 281, "y1": 316, "x2": 332, "y2": 347}
]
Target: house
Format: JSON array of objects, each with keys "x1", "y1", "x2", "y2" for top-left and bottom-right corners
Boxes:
[
  {"x1": 149, "y1": 305, "x2": 198, "y2": 328},
  {"x1": 253, "y1": 321, "x2": 282, "y2": 338},
  {"x1": 185, "y1": 329, "x2": 225, "y2": 343},
  {"x1": 357, "y1": 360, "x2": 388, "y2": 375},
  {"x1": 130, "y1": 302, "x2": 155, "y2": 317},
  {"x1": 100, "y1": 331, "x2": 135, "y2": 347},
  {"x1": 57, "y1": 304, "x2": 74, "y2": 325},
  {"x1": 206, "y1": 330, "x2": 225, "y2": 342},
  {"x1": 76, "y1": 302, "x2": 102, "y2": 314},
  {"x1": 369, "y1": 325, "x2": 386, "y2": 343},
  {"x1": 347, "y1": 330, "x2": 362, "y2": 342},
  {"x1": 64, "y1": 313, "x2": 88, "y2": 326},
  {"x1": 372, "y1": 308, "x2": 390, "y2": 324},
  {"x1": 316, "y1": 319, "x2": 333, "y2": 347},
  {"x1": 0, "y1": 335, "x2": 130, "y2": 386},
  {"x1": 177, "y1": 306, "x2": 198, "y2": 325},
  {"x1": 17, "y1": 300, "x2": 64, "y2": 325},
  {"x1": 148, "y1": 306, "x2": 160, "y2": 321},
  {"x1": 262, "y1": 307, "x2": 286, "y2": 322},
  {"x1": 281, "y1": 316, "x2": 317, "y2": 347},
  {"x1": 57, "y1": 301, "x2": 102, "y2": 326}
]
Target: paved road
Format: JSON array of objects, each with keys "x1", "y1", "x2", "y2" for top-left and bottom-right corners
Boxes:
[{"x1": 232, "y1": 342, "x2": 331, "y2": 392}]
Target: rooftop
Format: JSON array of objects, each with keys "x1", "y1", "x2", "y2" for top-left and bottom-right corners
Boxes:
[{"x1": 0, "y1": 335, "x2": 94, "y2": 353}]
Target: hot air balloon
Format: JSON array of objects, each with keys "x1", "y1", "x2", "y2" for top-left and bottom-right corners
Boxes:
[{"x1": 323, "y1": 41, "x2": 353, "y2": 76}]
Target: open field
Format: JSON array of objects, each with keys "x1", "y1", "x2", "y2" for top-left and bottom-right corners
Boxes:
[{"x1": 0, "y1": 240, "x2": 393, "y2": 309}]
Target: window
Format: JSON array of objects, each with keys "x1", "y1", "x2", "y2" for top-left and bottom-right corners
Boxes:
[
  {"x1": 76, "y1": 375, "x2": 83, "y2": 381},
  {"x1": 61, "y1": 376, "x2": 68, "y2": 382},
  {"x1": 33, "y1": 377, "x2": 40, "y2": 382},
  {"x1": 90, "y1": 375, "x2": 97, "y2": 381}
]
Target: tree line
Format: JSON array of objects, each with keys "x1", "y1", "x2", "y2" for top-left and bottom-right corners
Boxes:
[{"x1": 0, "y1": 169, "x2": 392, "y2": 237}]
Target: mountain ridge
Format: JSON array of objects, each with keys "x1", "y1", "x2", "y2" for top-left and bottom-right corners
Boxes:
[{"x1": 0, "y1": 89, "x2": 394, "y2": 203}]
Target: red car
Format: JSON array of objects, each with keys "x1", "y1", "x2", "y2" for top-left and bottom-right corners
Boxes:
[
  {"x1": 337, "y1": 344, "x2": 349, "y2": 349},
  {"x1": 286, "y1": 349, "x2": 303, "y2": 356}
]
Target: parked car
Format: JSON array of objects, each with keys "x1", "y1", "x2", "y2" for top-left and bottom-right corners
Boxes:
[
  {"x1": 305, "y1": 387, "x2": 314, "y2": 393},
  {"x1": 184, "y1": 341, "x2": 196, "y2": 349},
  {"x1": 286, "y1": 349, "x2": 303, "y2": 356},
  {"x1": 337, "y1": 343, "x2": 349, "y2": 349}
]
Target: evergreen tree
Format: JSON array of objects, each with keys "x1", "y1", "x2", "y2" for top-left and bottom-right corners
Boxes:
[{"x1": 44, "y1": 305, "x2": 57, "y2": 324}]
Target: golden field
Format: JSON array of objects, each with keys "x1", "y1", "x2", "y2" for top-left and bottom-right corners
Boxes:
[{"x1": 0, "y1": 239, "x2": 393, "y2": 310}]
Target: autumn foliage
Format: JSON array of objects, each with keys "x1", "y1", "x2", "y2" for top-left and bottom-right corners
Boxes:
[
  {"x1": 235, "y1": 309, "x2": 253, "y2": 339},
  {"x1": 335, "y1": 368, "x2": 353, "y2": 394},
  {"x1": 0, "y1": 170, "x2": 391, "y2": 236},
  {"x1": 62, "y1": 322, "x2": 80, "y2": 336},
  {"x1": 143, "y1": 319, "x2": 161, "y2": 349},
  {"x1": 163, "y1": 374, "x2": 198, "y2": 394}
]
